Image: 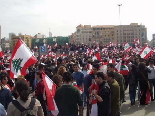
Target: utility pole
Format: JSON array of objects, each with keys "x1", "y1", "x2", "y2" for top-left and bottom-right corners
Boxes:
[{"x1": 118, "y1": 4, "x2": 122, "y2": 25}]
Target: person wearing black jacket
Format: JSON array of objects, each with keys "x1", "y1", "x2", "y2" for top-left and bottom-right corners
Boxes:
[
  {"x1": 128, "y1": 64, "x2": 138, "y2": 105},
  {"x1": 137, "y1": 62, "x2": 151, "y2": 105},
  {"x1": 93, "y1": 72, "x2": 111, "y2": 116}
]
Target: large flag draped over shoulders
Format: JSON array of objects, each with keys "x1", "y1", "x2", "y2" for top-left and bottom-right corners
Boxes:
[
  {"x1": 42, "y1": 72, "x2": 59, "y2": 116},
  {"x1": 10, "y1": 39, "x2": 37, "y2": 78}
]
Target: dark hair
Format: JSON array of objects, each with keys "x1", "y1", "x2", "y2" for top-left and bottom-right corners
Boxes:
[
  {"x1": 15, "y1": 79, "x2": 30, "y2": 102},
  {"x1": 149, "y1": 60, "x2": 154, "y2": 64},
  {"x1": 52, "y1": 75, "x2": 62, "y2": 87},
  {"x1": 92, "y1": 63, "x2": 100, "y2": 70},
  {"x1": 96, "y1": 72, "x2": 105, "y2": 80},
  {"x1": 38, "y1": 64, "x2": 45, "y2": 71},
  {"x1": 0, "y1": 72, "x2": 8, "y2": 82},
  {"x1": 62, "y1": 72, "x2": 73, "y2": 82},
  {"x1": 36, "y1": 72, "x2": 42, "y2": 79},
  {"x1": 138, "y1": 62, "x2": 146, "y2": 72},
  {"x1": 130, "y1": 64, "x2": 137, "y2": 73},
  {"x1": 73, "y1": 64, "x2": 79, "y2": 68},
  {"x1": 107, "y1": 71, "x2": 115, "y2": 79},
  {"x1": 107, "y1": 63, "x2": 115, "y2": 69}
]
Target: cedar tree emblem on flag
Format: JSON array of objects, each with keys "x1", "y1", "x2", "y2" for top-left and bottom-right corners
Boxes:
[{"x1": 12, "y1": 58, "x2": 23, "y2": 73}]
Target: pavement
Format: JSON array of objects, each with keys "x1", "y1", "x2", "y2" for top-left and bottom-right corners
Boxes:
[
  {"x1": 121, "y1": 90, "x2": 155, "y2": 116},
  {"x1": 84, "y1": 89, "x2": 155, "y2": 116}
]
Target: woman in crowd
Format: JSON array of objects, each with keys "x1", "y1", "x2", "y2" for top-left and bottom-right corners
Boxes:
[
  {"x1": 128, "y1": 64, "x2": 138, "y2": 105},
  {"x1": 0, "y1": 72, "x2": 12, "y2": 91},
  {"x1": 137, "y1": 62, "x2": 151, "y2": 105},
  {"x1": 57, "y1": 66, "x2": 67, "y2": 76},
  {"x1": 7, "y1": 79, "x2": 44, "y2": 116},
  {"x1": 52, "y1": 75, "x2": 63, "y2": 88}
]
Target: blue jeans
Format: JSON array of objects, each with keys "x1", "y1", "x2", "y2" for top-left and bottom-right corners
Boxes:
[
  {"x1": 129, "y1": 85, "x2": 137, "y2": 103},
  {"x1": 148, "y1": 79, "x2": 155, "y2": 100}
]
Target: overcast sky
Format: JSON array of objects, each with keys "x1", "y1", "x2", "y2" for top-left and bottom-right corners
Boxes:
[{"x1": 0, "y1": 0, "x2": 154, "y2": 40}]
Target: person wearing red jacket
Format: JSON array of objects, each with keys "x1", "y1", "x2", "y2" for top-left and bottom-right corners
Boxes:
[{"x1": 35, "y1": 72, "x2": 46, "y2": 116}]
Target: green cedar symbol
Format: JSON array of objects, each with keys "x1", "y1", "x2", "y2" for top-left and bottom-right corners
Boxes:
[
  {"x1": 12, "y1": 58, "x2": 23, "y2": 73},
  {"x1": 144, "y1": 51, "x2": 147, "y2": 55}
]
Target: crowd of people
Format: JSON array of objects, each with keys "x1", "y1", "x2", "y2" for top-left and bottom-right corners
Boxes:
[{"x1": 0, "y1": 43, "x2": 155, "y2": 116}]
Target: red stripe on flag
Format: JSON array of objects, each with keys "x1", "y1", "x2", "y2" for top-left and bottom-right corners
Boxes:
[
  {"x1": 42, "y1": 72, "x2": 59, "y2": 115},
  {"x1": 21, "y1": 56, "x2": 37, "y2": 76}
]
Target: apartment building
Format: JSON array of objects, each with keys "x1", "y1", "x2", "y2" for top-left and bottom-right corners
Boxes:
[
  {"x1": 11, "y1": 35, "x2": 32, "y2": 50},
  {"x1": 92, "y1": 25, "x2": 115, "y2": 45},
  {"x1": 115, "y1": 23, "x2": 147, "y2": 46},
  {"x1": 76, "y1": 24, "x2": 92, "y2": 45},
  {"x1": 74, "y1": 23, "x2": 147, "y2": 46}
]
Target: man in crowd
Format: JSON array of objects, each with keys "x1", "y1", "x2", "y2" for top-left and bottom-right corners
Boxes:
[
  {"x1": 93, "y1": 72, "x2": 111, "y2": 116},
  {"x1": 55, "y1": 72, "x2": 83, "y2": 116},
  {"x1": 107, "y1": 71, "x2": 120, "y2": 116},
  {"x1": 107, "y1": 63, "x2": 125, "y2": 103},
  {"x1": 147, "y1": 60, "x2": 155, "y2": 101}
]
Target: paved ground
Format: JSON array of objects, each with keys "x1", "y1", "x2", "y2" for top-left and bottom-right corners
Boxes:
[
  {"x1": 84, "y1": 89, "x2": 155, "y2": 116},
  {"x1": 121, "y1": 90, "x2": 155, "y2": 116}
]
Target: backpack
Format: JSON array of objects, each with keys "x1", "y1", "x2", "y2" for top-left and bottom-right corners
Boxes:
[{"x1": 12, "y1": 98, "x2": 36, "y2": 116}]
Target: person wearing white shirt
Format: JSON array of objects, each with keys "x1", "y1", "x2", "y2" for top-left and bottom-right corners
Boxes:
[{"x1": 147, "y1": 60, "x2": 155, "y2": 101}]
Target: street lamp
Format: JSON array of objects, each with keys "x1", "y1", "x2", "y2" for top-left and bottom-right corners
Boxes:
[{"x1": 118, "y1": 4, "x2": 122, "y2": 25}]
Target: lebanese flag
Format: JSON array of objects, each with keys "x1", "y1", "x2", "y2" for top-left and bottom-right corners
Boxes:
[
  {"x1": 0, "y1": 46, "x2": 4, "y2": 57},
  {"x1": 42, "y1": 72, "x2": 59, "y2": 116},
  {"x1": 134, "y1": 38, "x2": 140, "y2": 47},
  {"x1": 95, "y1": 52, "x2": 102, "y2": 61},
  {"x1": 115, "y1": 60, "x2": 122, "y2": 72},
  {"x1": 109, "y1": 59, "x2": 115, "y2": 64},
  {"x1": 10, "y1": 39, "x2": 37, "y2": 78},
  {"x1": 124, "y1": 42, "x2": 132, "y2": 52},
  {"x1": 139, "y1": 46, "x2": 153, "y2": 59},
  {"x1": 120, "y1": 65, "x2": 129, "y2": 75}
]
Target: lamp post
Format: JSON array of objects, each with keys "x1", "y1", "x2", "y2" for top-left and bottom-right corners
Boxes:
[{"x1": 118, "y1": 4, "x2": 122, "y2": 25}]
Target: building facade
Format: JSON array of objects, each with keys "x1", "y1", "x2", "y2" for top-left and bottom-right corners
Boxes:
[
  {"x1": 73, "y1": 23, "x2": 147, "y2": 46},
  {"x1": 115, "y1": 23, "x2": 147, "y2": 46},
  {"x1": 150, "y1": 34, "x2": 155, "y2": 46},
  {"x1": 11, "y1": 35, "x2": 32, "y2": 51},
  {"x1": 92, "y1": 25, "x2": 115, "y2": 45},
  {"x1": 76, "y1": 25, "x2": 92, "y2": 45}
]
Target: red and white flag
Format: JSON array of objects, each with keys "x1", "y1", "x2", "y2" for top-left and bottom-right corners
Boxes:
[
  {"x1": 124, "y1": 42, "x2": 132, "y2": 52},
  {"x1": 134, "y1": 38, "x2": 140, "y2": 47},
  {"x1": 42, "y1": 72, "x2": 59, "y2": 116},
  {"x1": 54, "y1": 43, "x2": 57, "y2": 47},
  {"x1": 139, "y1": 46, "x2": 153, "y2": 59},
  {"x1": 10, "y1": 39, "x2": 37, "y2": 78},
  {"x1": 0, "y1": 46, "x2": 4, "y2": 57}
]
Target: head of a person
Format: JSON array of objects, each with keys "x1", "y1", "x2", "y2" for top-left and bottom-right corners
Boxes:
[
  {"x1": 73, "y1": 64, "x2": 79, "y2": 72},
  {"x1": 52, "y1": 75, "x2": 63, "y2": 87},
  {"x1": 35, "y1": 72, "x2": 42, "y2": 80},
  {"x1": 57, "y1": 66, "x2": 67, "y2": 76},
  {"x1": 130, "y1": 64, "x2": 137, "y2": 73},
  {"x1": 82, "y1": 63, "x2": 88, "y2": 70},
  {"x1": 138, "y1": 62, "x2": 146, "y2": 72},
  {"x1": 92, "y1": 63, "x2": 100, "y2": 75},
  {"x1": 107, "y1": 63, "x2": 115, "y2": 72},
  {"x1": 38, "y1": 64, "x2": 45, "y2": 72},
  {"x1": 14, "y1": 79, "x2": 30, "y2": 102},
  {"x1": 149, "y1": 60, "x2": 154, "y2": 67},
  {"x1": 62, "y1": 72, "x2": 73, "y2": 83},
  {"x1": 95, "y1": 72, "x2": 105, "y2": 84},
  {"x1": 0, "y1": 73, "x2": 8, "y2": 85},
  {"x1": 106, "y1": 71, "x2": 115, "y2": 83}
]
